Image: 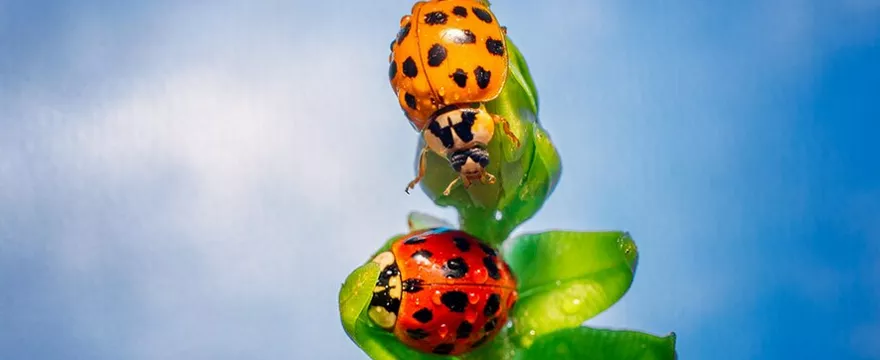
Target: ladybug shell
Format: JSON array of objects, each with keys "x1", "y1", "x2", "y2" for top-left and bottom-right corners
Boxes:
[
  {"x1": 389, "y1": 0, "x2": 510, "y2": 131},
  {"x1": 391, "y1": 228, "x2": 517, "y2": 355}
]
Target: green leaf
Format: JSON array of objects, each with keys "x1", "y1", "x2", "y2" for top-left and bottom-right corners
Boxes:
[
  {"x1": 407, "y1": 211, "x2": 455, "y2": 232},
  {"x1": 502, "y1": 231, "x2": 639, "y2": 348},
  {"x1": 414, "y1": 36, "x2": 561, "y2": 246},
  {"x1": 501, "y1": 38, "x2": 539, "y2": 116},
  {"x1": 516, "y1": 327, "x2": 677, "y2": 360}
]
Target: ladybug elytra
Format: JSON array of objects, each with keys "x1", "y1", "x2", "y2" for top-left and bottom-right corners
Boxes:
[
  {"x1": 367, "y1": 227, "x2": 518, "y2": 355},
  {"x1": 389, "y1": 0, "x2": 521, "y2": 195}
]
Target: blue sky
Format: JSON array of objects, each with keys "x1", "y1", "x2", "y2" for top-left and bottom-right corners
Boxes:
[{"x1": 1, "y1": 1, "x2": 878, "y2": 359}]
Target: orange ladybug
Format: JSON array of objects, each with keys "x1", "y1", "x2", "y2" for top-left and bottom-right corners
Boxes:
[{"x1": 389, "y1": 0, "x2": 521, "y2": 195}]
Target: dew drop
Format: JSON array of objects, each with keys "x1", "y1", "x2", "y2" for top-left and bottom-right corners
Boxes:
[
  {"x1": 561, "y1": 298, "x2": 582, "y2": 315},
  {"x1": 465, "y1": 310, "x2": 478, "y2": 323},
  {"x1": 468, "y1": 292, "x2": 480, "y2": 304},
  {"x1": 438, "y1": 323, "x2": 449, "y2": 339},
  {"x1": 529, "y1": 329, "x2": 536, "y2": 336},
  {"x1": 494, "y1": 211, "x2": 503, "y2": 220},
  {"x1": 432, "y1": 290, "x2": 443, "y2": 305},
  {"x1": 473, "y1": 268, "x2": 488, "y2": 283}
]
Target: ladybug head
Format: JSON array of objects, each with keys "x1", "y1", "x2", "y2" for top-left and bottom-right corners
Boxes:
[
  {"x1": 367, "y1": 251, "x2": 401, "y2": 330},
  {"x1": 448, "y1": 146, "x2": 490, "y2": 181}
]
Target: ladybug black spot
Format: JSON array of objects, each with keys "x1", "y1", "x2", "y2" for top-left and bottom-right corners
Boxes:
[
  {"x1": 397, "y1": 22, "x2": 411, "y2": 45},
  {"x1": 402, "y1": 278, "x2": 425, "y2": 293},
  {"x1": 404, "y1": 93, "x2": 417, "y2": 110},
  {"x1": 474, "y1": 66, "x2": 491, "y2": 89},
  {"x1": 370, "y1": 289, "x2": 400, "y2": 314},
  {"x1": 402, "y1": 57, "x2": 418, "y2": 78},
  {"x1": 459, "y1": 110, "x2": 477, "y2": 127},
  {"x1": 443, "y1": 257, "x2": 469, "y2": 279},
  {"x1": 479, "y1": 243, "x2": 497, "y2": 257},
  {"x1": 376, "y1": 263, "x2": 399, "y2": 288},
  {"x1": 483, "y1": 318, "x2": 498, "y2": 332},
  {"x1": 433, "y1": 343, "x2": 455, "y2": 355},
  {"x1": 450, "y1": 29, "x2": 477, "y2": 44},
  {"x1": 452, "y1": 6, "x2": 468, "y2": 17},
  {"x1": 456, "y1": 321, "x2": 473, "y2": 339},
  {"x1": 428, "y1": 118, "x2": 455, "y2": 149},
  {"x1": 388, "y1": 61, "x2": 397, "y2": 81},
  {"x1": 472, "y1": 7, "x2": 493, "y2": 23},
  {"x1": 471, "y1": 334, "x2": 491, "y2": 348},
  {"x1": 441, "y1": 291, "x2": 469, "y2": 312},
  {"x1": 411, "y1": 249, "x2": 432, "y2": 259},
  {"x1": 452, "y1": 237, "x2": 471, "y2": 252},
  {"x1": 424, "y1": 11, "x2": 448, "y2": 25},
  {"x1": 486, "y1": 37, "x2": 505, "y2": 56},
  {"x1": 407, "y1": 328, "x2": 430, "y2": 340},
  {"x1": 484, "y1": 294, "x2": 501, "y2": 316},
  {"x1": 451, "y1": 69, "x2": 468, "y2": 88},
  {"x1": 483, "y1": 256, "x2": 501, "y2": 280},
  {"x1": 413, "y1": 308, "x2": 433, "y2": 323},
  {"x1": 451, "y1": 110, "x2": 476, "y2": 143},
  {"x1": 427, "y1": 44, "x2": 447, "y2": 67}
]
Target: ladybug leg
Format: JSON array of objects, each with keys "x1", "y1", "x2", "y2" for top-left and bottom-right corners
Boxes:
[
  {"x1": 406, "y1": 144, "x2": 430, "y2": 194},
  {"x1": 482, "y1": 171, "x2": 497, "y2": 185},
  {"x1": 442, "y1": 176, "x2": 462, "y2": 196},
  {"x1": 492, "y1": 114, "x2": 520, "y2": 148}
]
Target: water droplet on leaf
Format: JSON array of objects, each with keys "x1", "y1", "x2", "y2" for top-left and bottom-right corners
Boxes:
[{"x1": 561, "y1": 298, "x2": 582, "y2": 314}]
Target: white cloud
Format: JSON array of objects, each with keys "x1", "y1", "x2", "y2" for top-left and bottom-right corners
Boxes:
[{"x1": 1, "y1": 2, "x2": 454, "y2": 358}]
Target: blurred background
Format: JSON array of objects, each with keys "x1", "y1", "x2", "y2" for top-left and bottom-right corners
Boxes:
[{"x1": 1, "y1": 0, "x2": 879, "y2": 359}]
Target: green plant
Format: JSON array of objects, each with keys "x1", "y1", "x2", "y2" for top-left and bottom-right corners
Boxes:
[{"x1": 338, "y1": 31, "x2": 677, "y2": 360}]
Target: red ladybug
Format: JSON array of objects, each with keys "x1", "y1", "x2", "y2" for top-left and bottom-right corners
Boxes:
[{"x1": 368, "y1": 227, "x2": 518, "y2": 355}]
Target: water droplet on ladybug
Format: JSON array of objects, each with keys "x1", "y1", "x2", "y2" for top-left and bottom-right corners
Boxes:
[
  {"x1": 437, "y1": 87, "x2": 446, "y2": 97},
  {"x1": 473, "y1": 268, "x2": 488, "y2": 283},
  {"x1": 465, "y1": 310, "x2": 478, "y2": 323},
  {"x1": 432, "y1": 290, "x2": 443, "y2": 305},
  {"x1": 438, "y1": 323, "x2": 449, "y2": 339},
  {"x1": 468, "y1": 292, "x2": 480, "y2": 304},
  {"x1": 453, "y1": 93, "x2": 461, "y2": 101}
]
